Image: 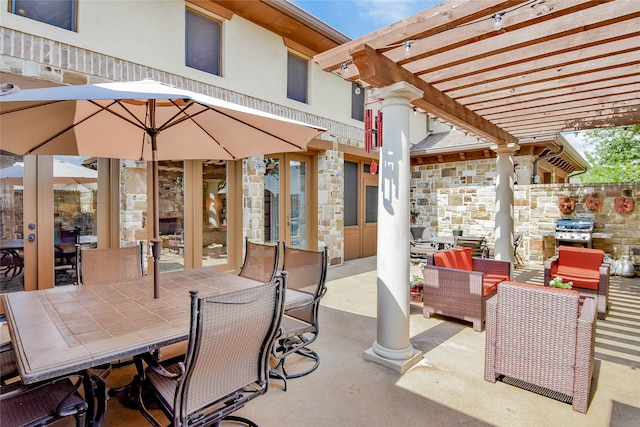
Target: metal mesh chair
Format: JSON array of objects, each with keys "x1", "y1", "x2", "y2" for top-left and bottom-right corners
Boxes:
[
  {"x1": 0, "y1": 369, "x2": 106, "y2": 427},
  {"x1": 484, "y1": 281, "x2": 596, "y2": 413},
  {"x1": 238, "y1": 238, "x2": 280, "y2": 283},
  {"x1": 75, "y1": 242, "x2": 145, "y2": 285},
  {"x1": 271, "y1": 243, "x2": 328, "y2": 390},
  {"x1": 136, "y1": 276, "x2": 286, "y2": 427}
]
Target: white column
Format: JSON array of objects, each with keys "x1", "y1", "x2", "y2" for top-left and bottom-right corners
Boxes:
[
  {"x1": 492, "y1": 144, "x2": 519, "y2": 271},
  {"x1": 363, "y1": 82, "x2": 423, "y2": 373}
]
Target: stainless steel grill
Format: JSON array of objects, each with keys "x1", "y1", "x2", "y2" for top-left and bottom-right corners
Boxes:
[{"x1": 555, "y1": 219, "x2": 594, "y2": 249}]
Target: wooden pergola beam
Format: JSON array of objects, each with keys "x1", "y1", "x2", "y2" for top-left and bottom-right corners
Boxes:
[
  {"x1": 314, "y1": 0, "x2": 531, "y2": 73},
  {"x1": 349, "y1": 43, "x2": 517, "y2": 145}
]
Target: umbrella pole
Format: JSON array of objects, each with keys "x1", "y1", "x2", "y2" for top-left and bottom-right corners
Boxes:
[
  {"x1": 149, "y1": 103, "x2": 161, "y2": 299},
  {"x1": 151, "y1": 155, "x2": 161, "y2": 298}
]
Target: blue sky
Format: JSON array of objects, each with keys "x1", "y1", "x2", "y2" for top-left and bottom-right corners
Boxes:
[{"x1": 289, "y1": 0, "x2": 443, "y2": 39}]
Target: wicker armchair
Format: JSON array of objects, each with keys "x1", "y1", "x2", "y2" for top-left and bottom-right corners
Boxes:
[
  {"x1": 544, "y1": 245, "x2": 610, "y2": 319},
  {"x1": 136, "y1": 276, "x2": 285, "y2": 427},
  {"x1": 422, "y1": 247, "x2": 510, "y2": 331},
  {"x1": 484, "y1": 281, "x2": 597, "y2": 413},
  {"x1": 238, "y1": 237, "x2": 280, "y2": 283},
  {"x1": 271, "y1": 244, "x2": 328, "y2": 390}
]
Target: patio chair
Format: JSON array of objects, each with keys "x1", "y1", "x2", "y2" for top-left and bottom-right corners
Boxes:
[
  {"x1": 410, "y1": 231, "x2": 437, "y2": 260},
  {"x1": 270, "y1": 243, "x2": 328, "y2": 390},
  {"x1": 544, "y1": 245, "x2": 610, "y2": 319},
  {"x1": 238, "y1": 237, "x2": 280, "y2": 283},
  {"x1": 454, "y1": 236, "x2": 489, "y2": 258},
  {"x1": 136, "y1": 275, "x2": 285, "y2": 427},
  {"x1": 484, "y1": 281, "x2": 596, "y2": 413},
  {"x1": 75, "y1": 242, "x2": 145, "y2": 285},
  {"x1": 422, "y1": 247, "x2": 510, "y2": 331},
  {"x1": 0, "y1": 369, "x2": 107, "y2": 427}
]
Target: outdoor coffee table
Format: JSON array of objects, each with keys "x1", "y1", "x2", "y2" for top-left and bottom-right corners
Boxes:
[{"x1": 3, "y1": 267, "x2": 309, "y2": 385}]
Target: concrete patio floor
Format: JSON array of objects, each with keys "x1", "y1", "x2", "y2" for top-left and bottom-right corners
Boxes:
[{"x1": 85, "y1": 258, "x2": 639, "y2": 426}]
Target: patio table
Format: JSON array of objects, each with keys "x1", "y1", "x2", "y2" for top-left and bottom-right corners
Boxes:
[{"x1": 3, "y1": 267, "x2": 309, "y2": 385}]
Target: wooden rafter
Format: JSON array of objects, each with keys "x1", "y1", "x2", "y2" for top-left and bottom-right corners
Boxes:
[{"x1": 313, "y1": 0, "x2": 640, "y2": 144}]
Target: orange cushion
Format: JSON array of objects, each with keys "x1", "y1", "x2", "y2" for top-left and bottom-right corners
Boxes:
[
  {"x1": 434, "y1": 247, "x2": 472, "y2": 271},
  {"x1": 482, "y1": 274, "x2": 509, "y2": 296},
  {"x1": 558, "y1": 246, "x2": 604, "y2": 271},
  {"x1": 434, "y1": 250, "x2": 456, "y2": 268},
  {"x1": 556, "y1": 246, "x2": 604, "y2": 290}
]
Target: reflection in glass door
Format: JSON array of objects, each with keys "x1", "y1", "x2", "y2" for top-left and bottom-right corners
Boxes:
[
  {"x1": 263, "y1": 155, "x2": 310, "y2": 249},
  {"x1": 202, "y1": 161, "x2": 228, "y2": 266},
  {"x1": 0, "y1": 153, "x2": 26, "y2": 293},
  {"x1": 158, "y1": 161, "x2": 185, "y2": 272},
  {"x1": 288, "y1": 159, "x2": 307, "y2": 249},
  {"x1": 264, "y1": 157, "x2": 281, "y2": 243},
  {"x1": 53, "y1": 155, "x2": 98, "y2": 286}
]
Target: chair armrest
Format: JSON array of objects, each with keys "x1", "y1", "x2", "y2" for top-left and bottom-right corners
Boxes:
[
  {"x1": 484, "y1": 294, "x2": 498, "y2": 382},
  {"x1": 543, "y1": 256, "x2": 559, "y2": 286},
  {"x1": 598, "y1": 263, "x2": 610, "y2": 294}
]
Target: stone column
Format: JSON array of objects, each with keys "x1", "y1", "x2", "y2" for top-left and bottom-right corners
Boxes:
[
  {"x1": 492, "y1": 144, "x2": 519, "y2": 269},
  {"x1": 363, "y1": 82, "x2": 423, "y2": 373}
]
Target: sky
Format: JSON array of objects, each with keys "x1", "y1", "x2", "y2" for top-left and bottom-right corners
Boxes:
[
  {"x1": 289, "y1": 0, "x2": 591, "y2": 159},
  {"x1": 289, "y1": 0, "x2": 443, "y2": 39}
]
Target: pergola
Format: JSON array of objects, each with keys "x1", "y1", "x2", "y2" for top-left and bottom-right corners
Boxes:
[
  {"x1": 314, "y1": 0, "x2": 640, "y2": 144},
  {"x1": 313, "y1": 0, "x2": 640, "y2": 372}
]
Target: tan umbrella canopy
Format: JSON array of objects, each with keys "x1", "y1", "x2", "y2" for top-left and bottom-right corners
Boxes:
[
  {"x1": 0, "y1": 79, "x2": 325, "y2": 297},
  {"x1": 0, "y1": 159, "x2": 98, "y2": 185}
]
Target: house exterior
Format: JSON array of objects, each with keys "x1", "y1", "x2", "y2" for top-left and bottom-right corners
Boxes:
[
  {"x1": 1, "y1": 0, "x2": 630, "y2": 298},
  {"x1": 0, "y1": 0, "x2": 407, "y2": 295}
]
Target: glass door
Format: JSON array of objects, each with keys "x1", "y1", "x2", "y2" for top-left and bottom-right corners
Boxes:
[
  {"x1": 263, "y1": 154, "x2": 312, "y2": 249},
  {"x1": 288, "y1": 156, "x2": 308, "y2": 249},
  {"x1": 1, "y1": 154, "x2": 98, "y2": 299}
]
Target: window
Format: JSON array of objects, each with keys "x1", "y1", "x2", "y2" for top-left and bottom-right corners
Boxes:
[
  {"x1": 344, "y1": 161, "x2": 358, "y2": 227},
  {"x1": 11, "y1": 0, "x2": 76, "y2": 31},
  {"x1": 186, "y1": 9, "x2": 221, "y2": 76},
  {"x1": 351, "y1": 83, "x2": 365, "y2": 121},
  {"x1": 287, "y1": 53, "x2": 308, "y2": 103}
]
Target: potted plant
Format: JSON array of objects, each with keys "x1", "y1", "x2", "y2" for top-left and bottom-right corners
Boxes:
[
  {"x1": 453, "y1": 225, "x2": 463, "y2": 237},
  {"x1": 410, "y1": 263, "x2": 425, "y2": 302},
  {"x1": 549, "y1": 276, "x2": 573, "y2": 289}
]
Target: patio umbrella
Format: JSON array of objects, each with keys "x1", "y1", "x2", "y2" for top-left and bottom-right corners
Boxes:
[
  {"x1": 0, "y1": 79, "x2": 325, "y2": 298},
  {"x1": 0, "y1": 159, "x2": 98, "y2": 185}
]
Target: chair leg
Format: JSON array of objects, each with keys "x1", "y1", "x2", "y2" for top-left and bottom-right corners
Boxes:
[
  {"x1": 277, "y1": 347, "x2": 320, "y2": 380},
  {"x1": 223, "y1": 415, "x2": 260, "y2": 426}
]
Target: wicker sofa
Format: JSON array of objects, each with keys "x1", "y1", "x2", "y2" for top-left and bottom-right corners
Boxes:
[
  {"x1": 484, "y1": 281, "x2": 597, "y2": 413},
  {"x1": 422, "y1": 247, "x2": 510, "y2": 331},
  {"x1": 544, "y1": 245, "x2": 610, "y2": 319}
]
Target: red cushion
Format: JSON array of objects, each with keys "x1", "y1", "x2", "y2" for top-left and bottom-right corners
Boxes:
[
  {"x1": 558, "y1": 246, "x2": 604, "y2": 270},
  {"x1": 482, "y1": 274, "x2": 509, "y2": 296},
  {"x1": 433, "y1": 250, "x2": 455, "y2": 268},
  {"x1": 556, "y1": 246, "x2": 604, "y2": 290},
  {"x1": 433, "y1": 247, "x2": 472, "y2": 271}
]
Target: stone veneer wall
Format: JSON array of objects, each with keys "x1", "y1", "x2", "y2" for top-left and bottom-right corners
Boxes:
[
  {"x1": 318, "y1": 143, "x2": 344, "y2": 266},
  {"x1": 412, "y1": 157, "x2": 640, "y2": 265},
  {"x1": 1, "y1": 28, "x2": 361, "y2": 263}
]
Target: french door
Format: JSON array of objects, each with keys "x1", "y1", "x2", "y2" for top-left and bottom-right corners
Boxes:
[
  {"x1": 1, "y1": 155, "x2": 104, "y2": 300},
  {"x1": 263, "y1": 153, "x2": 316, "y2": 249},
  {"x1": 344, "y1": 159, "x2": 378, "y2": 260}
]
